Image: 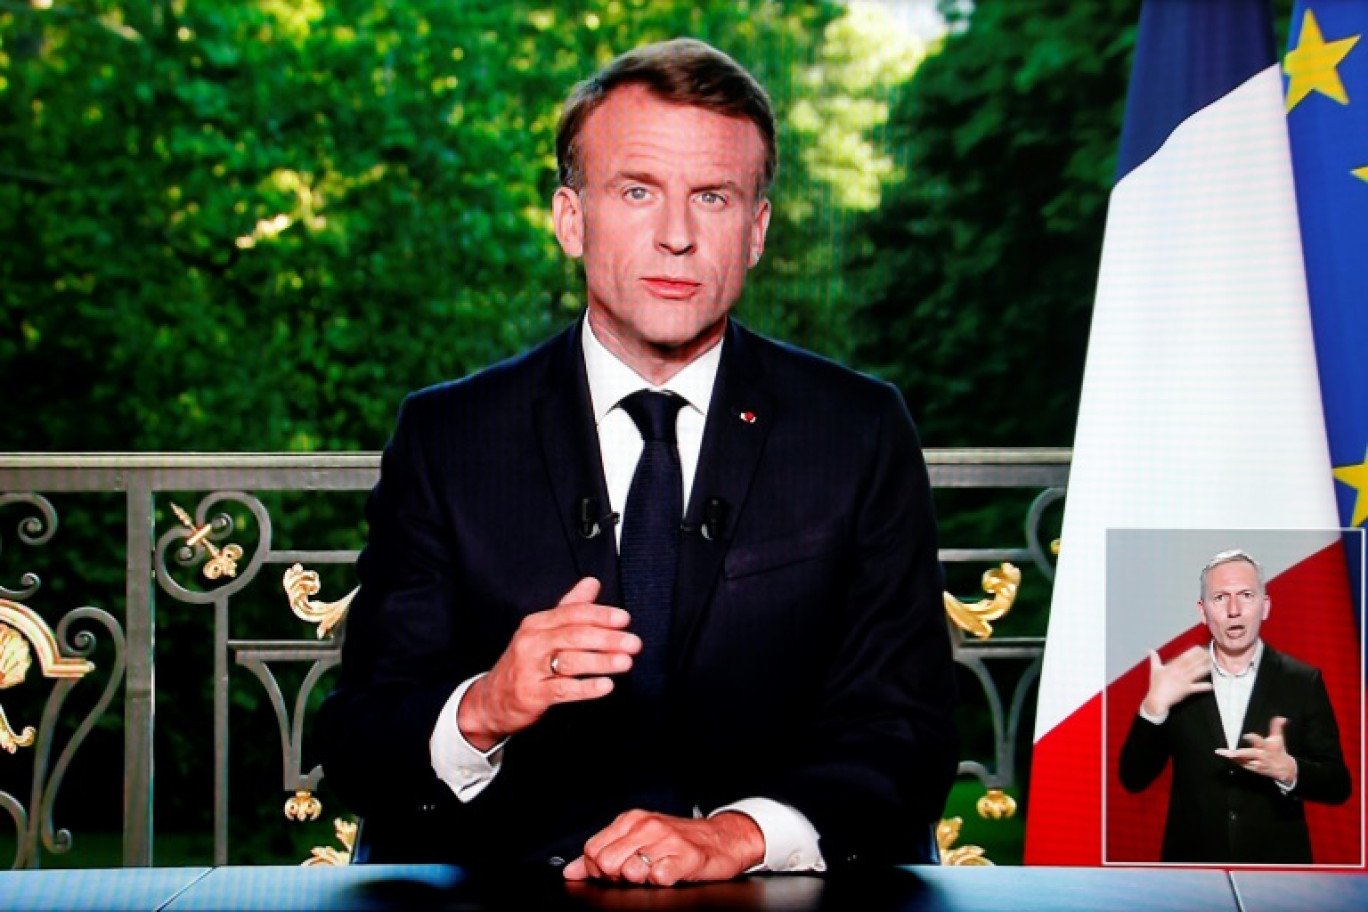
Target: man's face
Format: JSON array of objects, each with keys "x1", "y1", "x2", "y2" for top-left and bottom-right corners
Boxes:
[
  {"x1": 552, "y1": 85, "x2": 771, "y2": 376},
  {"x1": 1198, "y1": 560, "x2": 1270, "y2": 662}
]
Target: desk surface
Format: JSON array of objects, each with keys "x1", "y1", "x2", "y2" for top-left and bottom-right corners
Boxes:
[
  {"x1": 1229, "y1": 870, "x2": 1368, "y2": 912},
  {"x1": 2, "y1": 865, "x2": 1365, "y2": 912},
  {"x1": 0, "y1": 866, "x2": 211, "y2": 912}
]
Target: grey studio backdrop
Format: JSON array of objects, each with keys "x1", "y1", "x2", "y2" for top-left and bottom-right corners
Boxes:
[{"x1": 1104, "y1": 527, "x2": 1359, "y2": 685}]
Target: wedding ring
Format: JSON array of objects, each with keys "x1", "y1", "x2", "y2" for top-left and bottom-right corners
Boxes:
[
  {"x1": 549, "y1": 652, "x2": 561, "y2": 676},
  {"x1": 636, "y1": 851, "x2": 652, "y2": 867}
]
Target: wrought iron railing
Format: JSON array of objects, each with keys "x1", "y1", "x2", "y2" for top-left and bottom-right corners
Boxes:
[{"x1": 0, "y1": 450, "x2": 1067, "y2": 868}]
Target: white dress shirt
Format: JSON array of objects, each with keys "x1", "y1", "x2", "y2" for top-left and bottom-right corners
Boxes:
[
  {"x1": 429, "y1": 317, "x2": 825, "y2": 872},
  {"x1": 1209, "y1": 640, "x2": 1262, "y2": 752}
]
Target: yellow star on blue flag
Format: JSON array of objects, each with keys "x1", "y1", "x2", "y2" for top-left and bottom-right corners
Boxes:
[
  {"x1": 1284, "y1": 8, "x2": 1360, "y2": 110},
  {"x1": 1333, "y1": 454, "x2": 1368, "y2": 527},
  {"x1": 1285, "y1": 2, "x2": 1368, "y2": 533}
]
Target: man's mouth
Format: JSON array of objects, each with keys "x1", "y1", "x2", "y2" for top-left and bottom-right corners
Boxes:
[
  {"x1": 641, "y1": 277, "x2": 702, "y2": 299},
  {"x1": 1226, "y1": 624, "x2": 1246, "y2": 638}
]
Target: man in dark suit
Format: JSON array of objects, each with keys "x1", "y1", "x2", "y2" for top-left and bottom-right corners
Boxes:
[
  {"x1": 1118, "y1": 549, "x2": 1351, "y2": 864},
  {"x1": 317, "y1": 38, "x2": 958, "y2": 885}
]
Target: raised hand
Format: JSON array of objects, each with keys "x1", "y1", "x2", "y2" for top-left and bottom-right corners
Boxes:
[
  {"x1": 1140, "y1": 645, "x2": 1213, "y2": 718},
  {"x1": 457, "y1": 577, "x2": 641, "y2": 750},
  {"x1": 1216, "y1": 716, "x2": 1298, "y2": 783}
]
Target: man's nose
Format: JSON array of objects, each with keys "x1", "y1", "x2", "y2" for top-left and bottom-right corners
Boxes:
[{"x1": 654, "y1": 197, "x2": 696, "y2": 255}]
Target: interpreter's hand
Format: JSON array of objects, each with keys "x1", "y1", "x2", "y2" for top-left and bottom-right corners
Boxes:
[
  {"x1": 1216, "y1": 716, "x2": 1298, "y2": 784},
  {"x1": 563, "y1": 810, "x2": 766, "y2": 886},
  {"x1": 1140, "y1": 645, "x2": 1212, "y2": 718},
  {"x1": 457, "y1": 577, "x2": 640, "y2": 751}
]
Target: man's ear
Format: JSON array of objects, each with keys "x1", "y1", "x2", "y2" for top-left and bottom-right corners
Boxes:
[
  {"x1": 553, "y1": 187, "x2": 585, "y2": 259},
  {"x1": 747, "y1": 197, "x2": 771, "y2": 268}
]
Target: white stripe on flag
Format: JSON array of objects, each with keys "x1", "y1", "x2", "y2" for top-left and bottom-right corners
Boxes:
[{"x1": 1035, "y1": 64, "x2": 1338, "y2": 741}]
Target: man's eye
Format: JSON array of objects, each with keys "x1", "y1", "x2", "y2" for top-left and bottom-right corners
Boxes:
[
  {"x1": 624, "y1": 187, "x2": 650, "y2": 201},
  {"x1": 697, "y1": 191, "x2": 726, "y2": 206}
]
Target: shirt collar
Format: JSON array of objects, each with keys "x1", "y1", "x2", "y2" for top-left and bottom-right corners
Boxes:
[
  {"x1": 1209, "y1": 639, "x2": 1263, "y2": 679},
  {"x1": 582, "y1": 315, "x2": 722, "y2": 425}
]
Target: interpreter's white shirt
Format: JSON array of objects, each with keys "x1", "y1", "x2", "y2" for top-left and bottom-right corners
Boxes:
[
  {"x1": 429, "y1": 317, "x2": 825, "y2": 872},
  {"x1": 1210, "y1": 640, "x2": 1262, "y2": 752}
]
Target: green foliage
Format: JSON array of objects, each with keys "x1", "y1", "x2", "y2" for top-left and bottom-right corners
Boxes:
[
  {"x1": 2, "y1": 0, "x2": 918, "y2": 453},
  {"x1": 851, "y1": 0, "x2": 1136, "y2": 449},
  {"x1": 749, "y1": 1, "x2": 933, "y2": 363}
]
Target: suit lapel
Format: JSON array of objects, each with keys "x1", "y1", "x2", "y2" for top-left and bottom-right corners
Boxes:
[
  {"x1": 670, "y1": 321, "x2": 774, "y2": 671},
  {"x1": 534, "y1": 321, "x2": 623, "y2": 607},
  {"x1": 1197, "y1": 689, "x2": 1228, "y2": 751},
  {"x1": 1239, "y1": 644, "x2": 1278, "y2": 743}
]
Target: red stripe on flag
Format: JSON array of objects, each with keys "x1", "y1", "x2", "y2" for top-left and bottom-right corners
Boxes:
[{"x1": 1024, "y1": 693, "x2": 1102, "y2": 865}]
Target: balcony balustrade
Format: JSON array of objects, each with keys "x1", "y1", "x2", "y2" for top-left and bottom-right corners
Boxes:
[{"x1": 0, "y1": 450, "x2": 1067, "y2": 868}]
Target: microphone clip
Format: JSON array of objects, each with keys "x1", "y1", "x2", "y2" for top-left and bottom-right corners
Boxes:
[
  {"x1": 577, "y1": 498, "x2": 619, "y2": 540},
  {"x1": 682, "y1": 497, "x2": 730, "y2": 542}
]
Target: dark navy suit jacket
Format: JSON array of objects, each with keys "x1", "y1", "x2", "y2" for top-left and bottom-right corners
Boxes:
[
  {"x1": 317, "y1": 318, "x2": 958, "y2": 869},
  {"x1": 1119, "y1": 644, "x2": 1351, "y2": 864}
]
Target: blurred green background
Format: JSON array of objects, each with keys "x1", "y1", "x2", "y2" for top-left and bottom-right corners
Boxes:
[{"x1": 0, "y1": 0, "x2": 1208, "y2": 867}]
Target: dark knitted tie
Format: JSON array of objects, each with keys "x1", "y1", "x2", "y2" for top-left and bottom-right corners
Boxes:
[{"x1": 618, "y1": 390, "x2": 686, "y2": 707}]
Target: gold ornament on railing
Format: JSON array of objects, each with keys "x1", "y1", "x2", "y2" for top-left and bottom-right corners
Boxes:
[
  {"x1": 0, "y1": 623, "x2": 32, "y2": 688},
  {"x1": 302, "y1": 818, "x2": 357, "y2": 866},
  {"x1": 284, "y1": 789, "x2": 322, "y2": 822},
  {"x1": 936, "y1": 817, "x2": 993, "y2": 866},
  {"x1": 170, "y1": 503, "x2": 243, "y2": 579},
  {"x1": 943, "y1": 562, "x2": 1020, "y2": 639},
  {"x1": 0, "y1": 624, "x2": 36, "y2": 752},
  {"x1": 283, "y1": 564, "x2": 357, "y2": 639},
  {"x1": 976, "y1": 788, "x2": 1017, "y2": 820},
  {"x1": 0, "y1": 601, "x2": 96, "y2": 753}
]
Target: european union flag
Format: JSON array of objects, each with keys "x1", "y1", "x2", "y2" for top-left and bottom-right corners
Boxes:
[{"x1": 1287, "y1": 3, "x2": 1368, "y2": 532}]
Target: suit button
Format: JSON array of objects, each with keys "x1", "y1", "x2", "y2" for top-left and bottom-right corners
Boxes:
[
  {"x1": 1228, "y1": 810, "x2": 1237, "y2": 820},
  {"x1": 548, "y1": 856, "x2": 565, "y2": 868}
]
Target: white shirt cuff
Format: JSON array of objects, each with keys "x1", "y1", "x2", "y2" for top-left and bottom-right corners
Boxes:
[
  {"x1": 429, "y1": 673, "x2": 505, "y2": 802},
  {"x1": 710, "y1": 797, "x2": 826, "y2": 873},
  {"x1": 1138, "y1": 706, "x2": 1168, "y2": 725},
  {"x1": 1276, "y1": 758, "x2": 1299, "y2": 794}
]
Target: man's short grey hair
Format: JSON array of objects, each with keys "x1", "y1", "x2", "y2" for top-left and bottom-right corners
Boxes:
[{"x1": 1199, "y1": 549, "x2": 1265, "y2": 600}]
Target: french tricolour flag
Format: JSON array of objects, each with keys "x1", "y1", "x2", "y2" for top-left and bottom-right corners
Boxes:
[{"x1": 1025, "y1": 0, "x2": 1364, "y2": 867}]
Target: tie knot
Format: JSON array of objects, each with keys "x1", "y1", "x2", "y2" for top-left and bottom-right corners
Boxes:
[{"x1": 620, "y1": 391, "x2": 685, "y2": 443}]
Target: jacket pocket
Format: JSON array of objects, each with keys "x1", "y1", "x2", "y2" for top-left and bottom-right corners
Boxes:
[{"x1": 723, "y1": 519, "x2": 844, "y2": 580}]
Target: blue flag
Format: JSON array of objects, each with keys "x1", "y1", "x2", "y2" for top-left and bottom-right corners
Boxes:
[{"x1": 1288, "y1": 3, "x2": 1368, "y2": 531}]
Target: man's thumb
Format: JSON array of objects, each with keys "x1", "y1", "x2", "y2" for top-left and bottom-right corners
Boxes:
[
  {"x1": 558, "y1": 576, "x2": 601, "y2": 606},
  {"x1": 1268, "y1": 715, "x2": 1288, "y2": 740}
]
